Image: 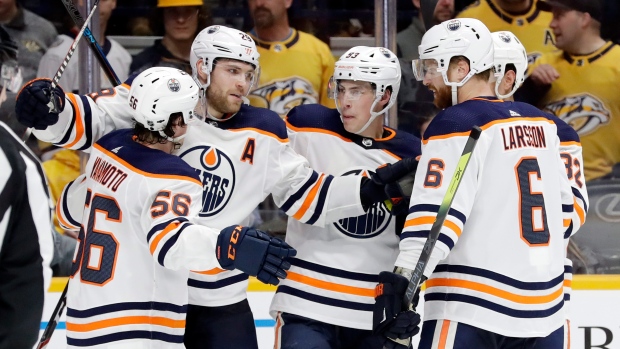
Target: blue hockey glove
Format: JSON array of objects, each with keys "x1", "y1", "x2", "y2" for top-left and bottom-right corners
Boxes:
[
  {"x1": 216, "y1": 225, "x2": 297, "y2": 285},
  {"x1": 360, "y1": 157, "x2": 419, "y2": 209},
  {"x1": 16, "y1": 78, "x2": 65, "y2": 130}
]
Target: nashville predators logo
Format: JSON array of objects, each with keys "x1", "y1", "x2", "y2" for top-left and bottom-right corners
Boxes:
[
  {"x1": 248, "y1": 77, "x2": 318, "y2": 117},
  {"x1": 178, "y1": 145, "x2": 235, "y2": 217},
  {"x1": 334, "y1": 169, "x2": 391, "y2": 238},
  {"x1": 544, "y1": 94, "x2": 610, "y2": 136}
]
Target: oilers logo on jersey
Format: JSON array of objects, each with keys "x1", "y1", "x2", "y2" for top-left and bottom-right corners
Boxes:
[
  {"x1": 248, "y1": 77, "x2": 319, "y2": 116},
  {"x1": 544, "y1": 94, "x2": 610, "y2": 135},
  {"x1": 334, "y1": 169, "x2": 391, "y2": 238},
  {"x1": 178, "y1": 145, "x2": 235, "y2": 217}
]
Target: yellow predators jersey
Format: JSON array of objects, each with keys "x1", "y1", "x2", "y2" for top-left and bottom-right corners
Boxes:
[
  {"x1": 248, "y1": 29, "x2": 336, "y2": 116},
  {"x1": 531, "y1": 42, "x2": 620, "y2": 180},
  {"x1": 457, "y1": 0, "x2": 557, "y2": 65}
]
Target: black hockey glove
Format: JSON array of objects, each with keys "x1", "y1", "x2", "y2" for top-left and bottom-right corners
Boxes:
[
  {"x1": 16, "y1": 78, "x2": 65, "y2": 130},
  {"x1": 373, "y1": 272, "x2": 421, "y2": 339},
  {"x1": 216, "y1": 225, "x2": 297, "y2": 285},
  {"x1": 360, "y1": 157, "x2": 419, "y2": 210}
]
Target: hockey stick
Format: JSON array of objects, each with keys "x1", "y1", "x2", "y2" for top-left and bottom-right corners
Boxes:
[
  {"x1": 36, "y1": 282, "x2": 69, "y2": 349},
  {"x1": 60, "y1": 0, "x2": 121, "y2": 86},
  {"x1": 47, "y1": 0, "x2": 99, "y2": 114},
  {"x1": 420, "y1": 0, "x2": 439, "y2": 30},
  {"x1": 385, "y1": 125, "x2": 482, "y2": 348},
  {"x1": 21, "y1": 0, "x2": 98, "y2": 142}
]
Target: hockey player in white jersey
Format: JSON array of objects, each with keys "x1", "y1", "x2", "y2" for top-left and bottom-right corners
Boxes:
[
  {"x1": 490, "y1": 30, "x2": 589, "y2": 346},
  {"x1": 57, "y1": 67, "x2": 295, "y2": 348},
  {"x1": 270, "y1": 46, "x2": 422, "y2": 349},
  {"x1": 372, "y1": 18, "x2": 577, "y2": 348},
  {"x1": 15, "y1": 25, "x2": 416, "y2": 349}
]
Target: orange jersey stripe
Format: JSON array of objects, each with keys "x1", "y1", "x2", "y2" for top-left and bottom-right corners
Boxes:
[
  {"x1": 563, "y1": 219, "x2": 571, "y2": 228},
  {"x1": 563, "y1": 279, "x2": 572, "y2": 287},
  {"x1": 93, "y1": 143, "x2": 202, "y2": 186},
  {"x1": 192, "y1": 268, "x2": 227, "y2": 275},
  {"x1": 560, "y1": 141, "x2": 581, "y2": 147},
  {"x1": 292, "y1": 174, "x2": 325, "y2": 221},
  {"x1": 423, "y1": 117, "x2": 554, "y2": 144},
  {"x1": 149, "y1": 221, "x2": 181, "y2": 255},
  {"x1": 438, "y1": 320, "x2": 451, "y2": 349},
  {"x1": 229, "y1": 127, "x2": 288, "y2": 143},
  {"x1": 286, "y1": 271, "x2": 375, "y2": 297},
  {"x1": 426, "y1": 278, "x2": 564, "y2": 304},
  {"x1": 67, "y1": 316, "x2": 185, "y2": 332},
  {"x1": 574, "y1": 197, "x2": 585, "y2": 226},
  {"x1": 64, "y1": 94, "x2": 85, "y2": 148},
  {"x1": 405, "y1": 216, "x2": 462, "y2": 237}
]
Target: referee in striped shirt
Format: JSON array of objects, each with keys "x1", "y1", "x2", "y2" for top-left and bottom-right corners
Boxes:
[{"x1": 0, "y1": 25, "x2": 54, "y2": 348}]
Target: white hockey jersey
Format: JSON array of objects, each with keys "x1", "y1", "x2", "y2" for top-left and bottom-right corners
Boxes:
[
  {"x1": 37, "y1": 34, "x2": 131, "y2": 92},
  {"x1": 33, "y1": 79, "x2": 366, "y2": 308},
  {"x1": 59, "y1": 129, "x2": 223, "y2": 348},
  {"x1": 270, "y1": 104, "x2": 422, "y2": 330},
  {"x1": 395, "y1": 97, "x2": 576, "y2": 338},
  {"x1": 551, "y1": 115, "x2": 589, "y2": 321}
]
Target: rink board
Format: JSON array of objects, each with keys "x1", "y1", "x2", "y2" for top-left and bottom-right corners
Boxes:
[{"x1": 40, "y1": 275, "x2": 620, "y2": 349}]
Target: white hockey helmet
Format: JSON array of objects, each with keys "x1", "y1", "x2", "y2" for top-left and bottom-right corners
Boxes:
[
  {"x1": 491, "y1": 31, "x2": 527, "y2": 99},
  {"x1": 329, "y1": 46, "x2": 401, "y2": 134},
  {"x1": 412, "y1": 18, "x2": 494, "y2": 105},
  {"x1": 189, "y1": 25, "x2": 260, "y2": 93},
  {"x1": 129, "y1": 67, "x2": 199, "y2": 141}
]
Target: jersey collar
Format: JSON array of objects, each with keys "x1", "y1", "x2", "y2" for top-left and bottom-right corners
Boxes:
[
  {"x1": 249, "y1": 29, "x2": 300, "y2": 51},
  {"x1": 563, "y1": 41, "x2": 616, "y2": 66}
]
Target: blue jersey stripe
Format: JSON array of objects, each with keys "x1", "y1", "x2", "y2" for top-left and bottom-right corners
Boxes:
[
  {"x1": 66, "y1": 302, "x2": 187, "y2": 318},
  {"x1": 158, "y1": 222, "x2": 191, "y2": 266},
  {"x1": 67, "y1": 330, "x2": 184, "y2": 347},
  {"x1": 433, "y1": 264, "x2": 564, "y2": 291},
  {"x1": 279, "y1": 171, "x2": 319, "y2": 212},
  {"x1": 290, "y1": 258, "x2": 378, "y2": 282},
  {"x1": 188, "y1": 273, "x2": 249, "y2": 290},
  {"x1": 424, "y1": 292, "x2": 564, "y2": 318},
  {"x1": 572, "y1": 187, "x2": 588, "y2": 213},
  {"x1": 398, "y1": 230, "x2": 456, "y2": 250},
  {"x1": 147, "y1": 218, "x2": 189, "y2": 243},
  {"x1": 61, "y1": 180, "x2": 81, "y2": 227},
  {"x1": 409, "y1": 204, "x2": 467, "y2": 225},
  {"x1": 276, "y1": 285, "x2": 373, "y2": 311},
  {"x1": 77, "y1": 95, "x2": 93, "y2": 151},
  {"x1": 305, "y1": 175, "x2": 334, "y2": 225}
]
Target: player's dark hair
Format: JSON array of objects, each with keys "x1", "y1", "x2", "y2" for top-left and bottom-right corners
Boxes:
[{"x1": 134, "y1": 113, "x2": 185, "y2": 145}]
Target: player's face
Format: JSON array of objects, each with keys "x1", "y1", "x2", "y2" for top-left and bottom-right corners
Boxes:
[
  {"x1": 206, "y1": 59, "x2": 257, "y2": 116},
  {"x1": 248, "y1": 0, "x2": 291, "y2": 29},
  {"x1": 420, "y1": 59, "x2": 451, "y2": 109},
  {"x1": 163, "y1": 6, "x2": 199, "y2": 41},
  {"x1": 550, "y1": 8, "x2": 582, "y2": 51},
  {"x1": 336, "y1": 80, "x2": 378, "y2": 134},
  {"x1": 434, "y1": 0, "x2": 454, "y2": 23}
]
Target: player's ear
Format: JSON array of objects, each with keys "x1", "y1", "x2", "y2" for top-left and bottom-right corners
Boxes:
[{"x1": 503, "y1": 70, "x2": 516, "y2": 90}]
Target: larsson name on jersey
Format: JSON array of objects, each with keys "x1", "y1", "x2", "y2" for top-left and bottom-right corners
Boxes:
[
  {"x1": 89, "y1": 156, "x2": 128, "y2": 192},
  {"x1": 501, "y1": 124, "x2": 547, "y2": 151},
  {"x1": 178, "y1": 145, "x2": 235, "y2": 217}
]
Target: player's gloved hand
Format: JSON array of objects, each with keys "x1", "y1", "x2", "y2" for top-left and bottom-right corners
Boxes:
[
  {"x1": 15, "y1": 78, "x2": 65, "y2": 130},
  {"x1": 216, "y1": 225, "x2": 297, "y2": 285},
  {"x1": 360, "y1": 157, "x2": 419, "y2": 210}
]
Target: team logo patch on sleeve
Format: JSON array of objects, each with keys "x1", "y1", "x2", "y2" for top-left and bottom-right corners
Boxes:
[
  {"x1": 333, "y1": 169, "x2": 391, "y2": 238},
  {"x1": 178, "y1": 145, "x2": 236, "y2": 217}
]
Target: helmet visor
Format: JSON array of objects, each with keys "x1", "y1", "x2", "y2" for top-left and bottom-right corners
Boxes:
[{"x1": 412, "y1": 58, "x2": 442, "y2": 82}]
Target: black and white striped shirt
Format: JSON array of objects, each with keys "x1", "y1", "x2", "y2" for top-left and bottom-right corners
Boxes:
[{"x1": 0, "y1": 121, "x2": 54, "y2": 348}]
